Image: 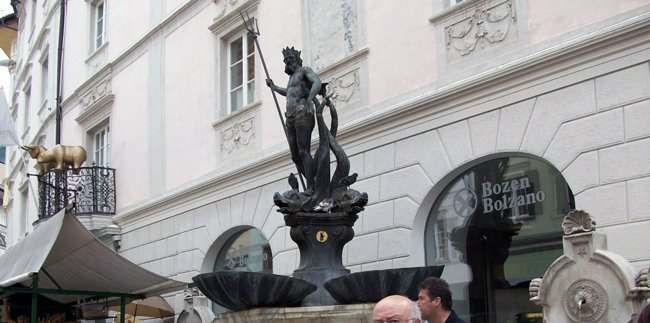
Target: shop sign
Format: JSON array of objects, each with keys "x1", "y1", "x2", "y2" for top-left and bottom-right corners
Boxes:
[
  {"x1": 481, "y1": 177, "x2": 546, "y2": 213},
  {"x1": 225, "y1": 245, "x2": 270, "y2": 271}
]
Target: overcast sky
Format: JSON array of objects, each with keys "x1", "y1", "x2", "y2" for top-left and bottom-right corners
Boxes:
[{"x1": 0, "y1": 0, "x2": 12, "y2": 16}]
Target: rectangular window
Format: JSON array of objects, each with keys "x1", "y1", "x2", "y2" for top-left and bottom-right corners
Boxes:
[
  {"x1": 92, "y1": 0, "x2": 106, "y2": 51},
  {"x1": 19, "y1": 189, "x2": 27, "y2": 240},
  {"x1": 41, "y1": 57, "x2": 48, "y2": 105},
  {"x1": 30, "y1": 0, "x2": 37, "y2": 32},
  {"x1": 435, "y1": 218, "x2": 449, "y2": 261},
  {"x1": 93, "y1": 125, "x2": 110, "y2": 166},
  {"x1": 0, "y1": 178, "x2": 5, "y2": 227},
  {"x1": 504, "y1": 171, "x2": 538, "y2": 222},
  {"x1": 228, "y1": 32, "x2": 255, "y2": 113},
  {"x1": 23, "y1": 87, "x2": 31, "y2": 133}
]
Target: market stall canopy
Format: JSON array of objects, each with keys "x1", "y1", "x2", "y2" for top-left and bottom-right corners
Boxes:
[{"x1": 0, "y1": 208, "x2": 187, "y2": 303}]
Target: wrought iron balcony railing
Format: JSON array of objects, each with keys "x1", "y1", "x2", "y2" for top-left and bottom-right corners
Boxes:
[{"x1": 36, "y1": 166, "x2": 116, "y2": 219}]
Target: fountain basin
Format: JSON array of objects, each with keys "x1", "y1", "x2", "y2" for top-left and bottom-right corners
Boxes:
[
  {"x1": 323, "y1": 266, "x2": 445, "y2": 304},
  {"x1": 192, "y1": 271, "x2": 317, "y2": 311}
]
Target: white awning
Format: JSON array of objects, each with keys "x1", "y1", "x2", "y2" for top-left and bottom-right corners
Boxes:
[{"x1": 0, "y1": 208, "x2": 186, "y2": 303}]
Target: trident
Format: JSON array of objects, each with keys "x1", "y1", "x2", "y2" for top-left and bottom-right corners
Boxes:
[{"x1": 240, "y1": 10, "x2": 307, "y2": 191}]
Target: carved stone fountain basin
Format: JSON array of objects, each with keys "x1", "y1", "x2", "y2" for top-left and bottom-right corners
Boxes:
[
  {"x1": 192, "y1": 271, "x2": 317, "y2": 311},
  {"x1": 323, "y1": 266, "x2": 445, "y2": 304}
]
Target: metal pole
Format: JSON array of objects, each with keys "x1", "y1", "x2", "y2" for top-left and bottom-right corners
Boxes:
[
  {"x1": 55, "y1": 0, "x2": 66, "y2": 145},
  {"x1": 119, "y1": 296, "x2": 125, "y2": 323},
  {"x1": 239, "y1": 11, "x2": 307, "y2": 191},
  {"x1": 30, "y1": 275, "x2": 38, "y2": 323}
]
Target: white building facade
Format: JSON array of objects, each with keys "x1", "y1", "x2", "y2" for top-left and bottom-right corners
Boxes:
[{"x1": 5, "y1": 0, "x2": 650, "y2": 321}]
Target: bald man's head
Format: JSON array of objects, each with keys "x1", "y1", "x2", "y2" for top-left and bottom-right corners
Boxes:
[{"x1": 372, "y1": 295, "x2": 421, "y2": 323}]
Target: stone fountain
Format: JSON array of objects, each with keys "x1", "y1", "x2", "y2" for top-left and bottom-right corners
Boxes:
[
  {"x1": 191, "y1": 43, "x2": 443, "y2": 321},
  {"x1": 528, "y1": 210, "x2": 650, "y2": 322}
]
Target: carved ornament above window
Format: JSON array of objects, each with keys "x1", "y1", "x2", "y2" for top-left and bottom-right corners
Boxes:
[
  {"x1": 445, "y1": 0, "x2": 516, "y2": 57},
  {"x1": 221, "y1": 116, "x2": 255, "y2": 154},
  {"x1": 326, "y1": 68, "x2": 361, "y2": 106}
]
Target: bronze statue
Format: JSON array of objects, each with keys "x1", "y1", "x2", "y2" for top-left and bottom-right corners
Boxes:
[
  {"x1": 21, "y1": 144, "x2": 87, "y2": 174},
  {"x1": 238, "y1": 12, "x2": 369, "y2": 306},
  {"x1": 266, "y1": 47, "x2": 322, "y2": 194},
  {"x1": 267, "y1": 47, "x2": 367, "y2": 214}
]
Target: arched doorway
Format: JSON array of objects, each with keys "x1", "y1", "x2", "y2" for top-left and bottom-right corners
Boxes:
[{"x1": 425, "y1": 155, "x2": 574, "y2": 322}]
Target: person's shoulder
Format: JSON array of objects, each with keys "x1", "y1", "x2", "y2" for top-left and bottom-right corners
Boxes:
[{"x1": 446, "y1": 310, "x2": 466, "y2": 323}]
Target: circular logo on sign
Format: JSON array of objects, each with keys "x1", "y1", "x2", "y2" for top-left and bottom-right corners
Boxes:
[
  {"x1": 453, "y1": 188, "x2": 477, "y2": 217},
  {"x1": 316, "y1": 231, "x2": 328, "y2": 242}
]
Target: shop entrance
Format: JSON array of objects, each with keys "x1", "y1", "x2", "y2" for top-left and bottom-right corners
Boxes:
[{"x1": 425, "y1": 155, "x2": 574, "y2": 323}]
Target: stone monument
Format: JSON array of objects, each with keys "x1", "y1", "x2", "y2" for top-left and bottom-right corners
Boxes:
[{"x1": 529, "y1": 210, "x2": 650, "y2": 322}]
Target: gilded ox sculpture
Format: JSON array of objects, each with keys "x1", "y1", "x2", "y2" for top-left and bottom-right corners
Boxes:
[{"x1": 21, "y1": 144, "x2": 87, "y2": 174}]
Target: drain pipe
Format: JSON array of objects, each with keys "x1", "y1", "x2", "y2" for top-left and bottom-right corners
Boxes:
[{"x1": 55, "y1": 0, "x2": 66, "y2": 144}]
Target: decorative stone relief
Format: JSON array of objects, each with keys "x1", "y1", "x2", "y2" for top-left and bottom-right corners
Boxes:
[
  {"x1": 562, "y1": 209, "x2": 596, "y2": 235},
  {"x1": 529, "y1": 277, "x2": 542, "y2": 300},
  {"x1": 213, "y1": 0, "x2": 249, "y2": 20},
  {"x1": 80, "y1": 79, "x2": 112, "y2": 109},
  {"x1": 220, "y1": 116, "x2": 255, "y2": 154},
  {"x1": 564, "y1": 279, "x2": 608, "y2": 322},
  {"x1": 637, "y1": 267, "x2": 648, "y2": 286},
  {"x1": 445, "y1": 0, "x2": 516, "y2": 59},
  {"x1": 307, "y1": 0, "x2": 361, "y2": 71},
  {"x1": 326, "y1": 68, "x2": 361, "y2": 106}
]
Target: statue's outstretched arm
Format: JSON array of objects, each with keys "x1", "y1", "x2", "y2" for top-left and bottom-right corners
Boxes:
[{"x1": 266, "y1": 79, "x2": 287, "y2": 96}]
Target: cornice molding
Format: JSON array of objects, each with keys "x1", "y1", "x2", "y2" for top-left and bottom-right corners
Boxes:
[
  {"x1": 75, "y1": 94, "x2": 114, "y2": 126},
  {"x1": 208, "y1": 0, "x2": 260, "y2": 34},
  {"x1": 211, "y1": 100, "x2": 261, "y2": 128},
  {"x1": 317, "y1": 47, "x2": 369, "y2": 76}
]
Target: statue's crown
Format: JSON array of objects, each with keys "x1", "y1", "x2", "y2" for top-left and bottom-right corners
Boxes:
[{"x1": 282, "y1": 47, "x2": 301, "y2": 59}]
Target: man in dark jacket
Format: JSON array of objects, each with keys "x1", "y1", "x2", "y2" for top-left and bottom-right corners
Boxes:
[{"x1": 417, "y1": 277, "x2": 466, "y2": 323}]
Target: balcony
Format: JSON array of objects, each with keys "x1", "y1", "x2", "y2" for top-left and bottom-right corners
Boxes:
[{"x1": 36, "y1": 166, "x2": 116, "y2": 220}]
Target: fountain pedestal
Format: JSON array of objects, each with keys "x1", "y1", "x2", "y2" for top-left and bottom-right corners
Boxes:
[{"x1": 284, "y1": 212, "x2": 358, "y2": 306}]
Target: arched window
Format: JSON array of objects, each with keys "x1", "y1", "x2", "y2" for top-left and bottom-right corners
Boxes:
[
  {"x1": 212, "y1": 227, "x2": 272, "y2": 272},
  {"x1": 425, "y1": 155, "x2": 574, "y2": 322}
]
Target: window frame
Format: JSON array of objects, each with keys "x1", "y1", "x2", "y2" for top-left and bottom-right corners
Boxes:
[
  {"x1": 19, "y1": 187, "x2": 28, "y2": 240},
  {"x1": 208, "y1": 0, "x2": 261, "y2": 119},
  {"x1": 22, "y1": 83, "x2": 31, "y2": 136},
  {"x1": 227, "y1": 32, "x2": 256, "y2": 114},
  {"x1": 92, "y1": 124, "x2": 110, "y2": 167},
  {"x1": 40, "y1": 55, "x2": 49, "y2": 107},
  {"x1": 434, "y1": 217, "x2": 450, "y2": 261},
  {"x1": 90, "y1": 0, "x2": 107, "y2": 53}
]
